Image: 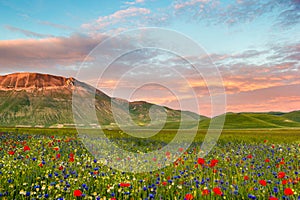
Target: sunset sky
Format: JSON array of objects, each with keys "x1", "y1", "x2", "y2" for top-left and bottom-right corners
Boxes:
[{"x1": 0, "y1": 0, "x2": 299, "y2": 116}]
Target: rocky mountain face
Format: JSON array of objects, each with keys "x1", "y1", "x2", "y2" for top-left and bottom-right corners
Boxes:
[{"x1": 0, "y1": 73, "x2": 75, "y2": 91}]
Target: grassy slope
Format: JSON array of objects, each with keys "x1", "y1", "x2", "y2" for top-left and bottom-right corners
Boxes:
[
  {"x1": 0, "y1": 90, "x2": 203, "y2": 128},
  {"x1": 199, "y1": 112, "x2": 300, "y2": 129},
  {"x1": 0, "y1": 90, "x2": 74, "y2": 126},
  {"x1": 282, "y1": 110, "x2": 300, "y2": 123}
]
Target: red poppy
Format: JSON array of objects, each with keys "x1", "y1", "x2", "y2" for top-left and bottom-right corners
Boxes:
[
  {"x1": 213, "y1": 187, "x2": 222, "y2": 196},
  {"x1": 247, "y1": 154, "x2": 253, "y2": 159},
  {"x1": 178, "y1": 147, "x2": 184, "y2": 152},
  {"x1": 53, "y1": 147, "x2": 59, "y2": 151},
  {"x1": 69, "y1": 157, "x2": 74, "y2": 162},
  {"x1": 59, "y1": 166, "x2": 63, "y2": 170},
  {"x1": 73, "y1": 189, "x2": 82, "y2": 197},
  {"x1": 209, "y1": 159, "x2": 218, "y2": 168},
  {"x1": 39, "y1": 163, "x2": 43, "y2": 167},
  {"x1": 278, "y1": 171, "x2": 285, "y2": 179},
  {"x1": 269, "y1": 197, "x2": 278, "y2": 200},
  {"x1": 23, "y1": 145, "x2": 30, "y2": 152},
  {"x1": 8, "y1": 151, "x2": 15, "y2": 155},
  {"x1": 244, "y1": 175, "x2": 249, "y2": 181},
  {"x1": 282, "y1": 180, "x2": 288, "y2": 185},
  {"x1": 56, "y1": 154, "x2": 61, "y2": 159},
  {"x1": 185, "y1": 193, "x2": 193, "y2": 200},
  {"x1": 265, "y1": 158, "x2": 270, "y2": 162},
  {"x1": 202, "y1": 189, "x2": 210, "y2": 195},
  {"x1": 69, "y1": 153, "x2": 74, "y2": 157},
  {"x1": 284, "y1": 188, "x2": 294, "y2": 196},
  {"x1": 120, "y1": 183, "x2": 130, "y2": 187},
  {"x1": 259, "y1": 180, "x2": 267, "y2": 186},
  {"x1": 197, "y1": 158, "x2": 205, "y2": 165},
  {"x1": 162, "y1": 181, "x2": 167, "y2": 186},
  {"x1": 280, "y1": 161, "x2": 285, "y2": 165}
]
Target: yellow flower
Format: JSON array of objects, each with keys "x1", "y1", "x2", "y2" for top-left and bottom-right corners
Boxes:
[{"x1": 19, "y1": 190, "x2": 26, "y2": 195}]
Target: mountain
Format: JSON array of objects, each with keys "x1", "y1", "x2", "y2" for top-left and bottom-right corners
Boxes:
[
  {"x1": 0, "y1": 72, "x2": 204, "y2": 128},
  {"x1": 0, "y1": 72, "x2": 299, "y2": 129}
]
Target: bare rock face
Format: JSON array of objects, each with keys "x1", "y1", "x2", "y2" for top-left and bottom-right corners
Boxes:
[{"x1": 0, "y1": 72, "x2": 75, "y2": 91}]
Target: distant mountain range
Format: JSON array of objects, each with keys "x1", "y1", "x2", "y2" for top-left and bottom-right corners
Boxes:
[{"x1": 0, "y1": 72, "x2": 299, "y2": 129}]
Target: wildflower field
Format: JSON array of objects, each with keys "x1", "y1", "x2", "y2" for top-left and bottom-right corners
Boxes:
[{"x1": 0, "y1": 128, "x2": 299, "y2": 200}]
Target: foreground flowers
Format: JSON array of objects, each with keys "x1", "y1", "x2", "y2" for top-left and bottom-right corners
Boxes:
[
  {"x1": 73, "y1": 189, "x2": 82, "y2": 197},
  {"x1": 0, "y1": 132, "x2": 299, "y2": 199}
]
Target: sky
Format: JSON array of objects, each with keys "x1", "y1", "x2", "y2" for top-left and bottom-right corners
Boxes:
[{"x1": 0, "y1": 0, "x2": 299, "y2": 116}]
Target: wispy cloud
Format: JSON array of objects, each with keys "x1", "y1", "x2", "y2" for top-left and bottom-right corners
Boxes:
[
  {"x1": 124, "y1": 0, "x2": 145, "y2": 5},
  {"x1": 82, "y1": 7, "x2": 151, "y2": 32},
  {"x1": 274, "y1": 1, "x2": 300, "y2": 28},
  {"x1": 5, "y1": 25, "x2": 54, "y2": 38},
  {"x1": 38, "y1": 20, "x2": 75, "y2": 31},
  {"x1": 174, "y1": 0, "x2": 210, "y2": 10},
  {"x1": 173, "y1": 0, "x2": 299, "y2": 28}
]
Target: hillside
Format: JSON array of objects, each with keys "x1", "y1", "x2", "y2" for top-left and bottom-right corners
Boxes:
[
  {"x1": 199, "y1": 112, "x2": 300, "y2": 129},
  {"x1": 281, "y1": 111, "x2": 300, "y2": 123},
  {"x1": 0, "y1": 72, "x2": 203, "y2": 128},
  {"x1": 0, "y1": 72, "x2": 299, "y2": 129}
]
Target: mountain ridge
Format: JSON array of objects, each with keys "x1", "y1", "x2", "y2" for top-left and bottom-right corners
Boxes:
[
  {"x1": 0, "y1": 72, "x2": 204, "y2": 128},
  {"x1": 0, "y1": 72, "x2": 299, "y2": 129}
]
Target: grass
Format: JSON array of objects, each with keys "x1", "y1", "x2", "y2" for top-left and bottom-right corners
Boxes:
[{"x1": 0, "y1": 127, "x2": 299, "y2": 199}]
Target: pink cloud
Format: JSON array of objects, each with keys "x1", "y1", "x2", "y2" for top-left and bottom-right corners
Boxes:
[
  {"x1": 225, "y1": 85, "x2": 300, "y2": 114},
  {"x1": 82, "y1": 7, "x2": 151, "y2": 31},
  {"x1": 0, "y1": 34, "x2": 104, "y2": 69}
]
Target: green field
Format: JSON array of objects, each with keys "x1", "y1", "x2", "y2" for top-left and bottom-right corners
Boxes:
[{"x1": 0, "y1": 127, "x2": 299, "y2": 199}]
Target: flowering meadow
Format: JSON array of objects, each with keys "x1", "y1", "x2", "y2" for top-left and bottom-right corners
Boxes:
[{"x1": 0, "y1": 128, "x2": 299, "y2": 200}]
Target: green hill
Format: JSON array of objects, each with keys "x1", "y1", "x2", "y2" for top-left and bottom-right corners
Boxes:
[
  {"x1": 199, "y1": 112, "x2": 300, "y2": 129},
  {"x1": 281, "y1": 111, "x2": 300, "y2": 123}
]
